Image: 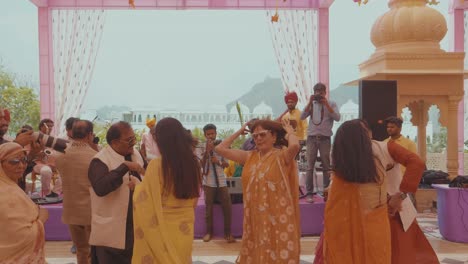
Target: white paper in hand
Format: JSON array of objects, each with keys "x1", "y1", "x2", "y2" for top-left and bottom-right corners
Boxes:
[{"x1": 399, "y1": 197, "x2": 417, "y2": 232}]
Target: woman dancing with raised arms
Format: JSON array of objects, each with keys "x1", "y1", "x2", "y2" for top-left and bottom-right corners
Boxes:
[{"x1": 215, "y1": 119, "x2": 301, "y2": 264}]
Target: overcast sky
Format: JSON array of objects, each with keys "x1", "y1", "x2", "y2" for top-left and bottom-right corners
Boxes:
[{"x1": 0, "y1": 0, "x2": 449, "y2": 110}]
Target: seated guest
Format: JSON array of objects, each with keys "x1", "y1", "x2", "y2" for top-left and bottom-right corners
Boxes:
[
  {"x1": 0, "y1": 142, "x2": 48, "y2": 263},
  {"x1": 33, "y1": 118, "x2": 62, "y2": 197},
  {"x1": 133, "y1": 117, "x2": 202, "y2": 263}
]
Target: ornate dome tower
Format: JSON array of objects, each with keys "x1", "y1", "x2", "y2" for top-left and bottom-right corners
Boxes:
[
  {"x1": 356, "y1": 0, "x2": 464, "y2": 178},
  {"x1": 370, "y1": 0, "x2": 447, "y2": 55}
]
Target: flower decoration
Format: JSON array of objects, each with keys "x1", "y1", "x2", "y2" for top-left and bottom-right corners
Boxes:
[
  {"x1": 271, "y1": 0, "x2": 287, "y2": 22},
  {"x1": 353, "y1": 0, "x2": 368, "y2": 5},
  {"x1": 271, "y1": 12, "x2": 279, "y2": 22}
]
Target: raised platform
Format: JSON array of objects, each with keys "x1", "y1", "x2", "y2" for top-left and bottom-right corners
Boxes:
[{"x1": 43, "y1": 196, "x2": 324, "y2": 241}]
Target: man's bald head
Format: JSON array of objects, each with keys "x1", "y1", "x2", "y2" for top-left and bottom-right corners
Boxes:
[{"x1": 72, "y1": 120, "x2": 94, "y2": 140}]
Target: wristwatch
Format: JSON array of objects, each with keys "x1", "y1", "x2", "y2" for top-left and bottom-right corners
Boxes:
[{"x1": 399, "y1": 192, "x2": 408, "y2": 200}]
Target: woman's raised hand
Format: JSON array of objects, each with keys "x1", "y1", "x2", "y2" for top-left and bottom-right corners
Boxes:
[
  {"x1": 281, "y1": 119, "x2": 295, "y2": 135},
  {"x1": 239, "y1": 122, "x2": 250, "y2": 136}
]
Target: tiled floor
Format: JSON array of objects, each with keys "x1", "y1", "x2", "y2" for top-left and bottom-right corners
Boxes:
[{"x1": 46, "y1": 213, "x2": 468, "y2": 264}]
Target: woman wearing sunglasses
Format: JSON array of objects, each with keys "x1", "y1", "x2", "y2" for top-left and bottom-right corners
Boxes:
[
  {"x1": 215, "y1": 119, "x2": 301, "y2": 263},
  {"x1": 0, "y1": 142, "x2": 48, "y2": 264}
]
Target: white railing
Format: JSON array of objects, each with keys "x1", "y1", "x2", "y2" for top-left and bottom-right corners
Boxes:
[{"x1": 426, "y1": 152, "x2": 468, "y2": 175}]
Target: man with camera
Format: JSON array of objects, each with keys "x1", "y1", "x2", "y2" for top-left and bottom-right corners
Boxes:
[
  {"x1": 199, "y1": 123, "x2": 235, "y2": 243},
  {"x1": 300, "y1": 83, "x2": 341, "y2": 203}
]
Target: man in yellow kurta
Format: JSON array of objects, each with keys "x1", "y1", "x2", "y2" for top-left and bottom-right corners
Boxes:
[
  {"x1": 278, "y1": 92, "x2": 308, "y2": 140},
  {"x1": 384, "y1": 116, "x2": 417, "y2": 154},
  {"x1": 384, "y1": 116, "x2": 418, "y2": 173}
]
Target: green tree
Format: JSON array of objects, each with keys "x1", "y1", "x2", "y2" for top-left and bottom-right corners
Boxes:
[
  {"x1": 427, "y1": 127, "x2": 447, "y2": 153},
  {"x1": 0, "y1": 64, "x2": 15, "y2": 89},
  {"x1": 217, "y1": 128, "x2": 246, "y2": 149},
  {"x1": 191, "y1": 127, "x2": 205, "y2": 143},
  {"x1": 0, "y1": 64, "x2": 40, "y2": 135},
  {"x1": 0, "y1": 86, "x2": 40, "y2": 135}
]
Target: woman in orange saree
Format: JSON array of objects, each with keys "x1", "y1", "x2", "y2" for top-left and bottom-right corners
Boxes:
[
  {"x1": 0, "y1": 142, "x2": 47, "y2": 264},
  {"x1": 216, "y1": 119, "x2": 301, "y2": 264},
  {"x1": 323, "y1": 120, "x2": 391, "y2": 264},
  {"x1": 132, "y1": 118, "x2": 202, "y2": 264}
]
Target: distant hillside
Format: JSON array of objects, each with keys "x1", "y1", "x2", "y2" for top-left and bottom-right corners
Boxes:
[
  {"x1": 226, "y1": 79, "x2": 359, "y2": 117},
  {"x1": 330, "y1": 84, "x2": 359, "y2": 107},
  {"x1": 226, "y1": 77, "x2": 285, "y2": 117}
]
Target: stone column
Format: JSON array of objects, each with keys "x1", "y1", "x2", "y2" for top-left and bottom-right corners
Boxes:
[
  {"x1": 447, "y1": 97, "x2": 462, "y2": 179},
  {"x1": 408, "y1": 100, "x2": 430, "y2": 162}
]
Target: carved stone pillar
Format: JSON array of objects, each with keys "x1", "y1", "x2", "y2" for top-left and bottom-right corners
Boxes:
[
  {"x1": 408, "y1": 100, "x2": 430, "y2": 161},
  {"x1": 447, "y1": 98, "x2": 461, "y2": 179}
]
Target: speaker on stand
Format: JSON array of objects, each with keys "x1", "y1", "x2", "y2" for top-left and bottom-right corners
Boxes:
[{"x1": 359, "y1": 80, "x2": 397, "y2": 141}]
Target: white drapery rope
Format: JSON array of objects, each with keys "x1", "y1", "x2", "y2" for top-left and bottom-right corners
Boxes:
[
  {"x1": 267, "y1": 10, "x2": 319, "y2": 109},
  {"x1": 52, "y1": 10, "x2": 106, "y2": 136}
]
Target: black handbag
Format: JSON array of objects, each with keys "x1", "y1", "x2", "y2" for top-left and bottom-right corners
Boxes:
[{"x1": 420, "y1": 170, "x2": 450, "y2": 185}]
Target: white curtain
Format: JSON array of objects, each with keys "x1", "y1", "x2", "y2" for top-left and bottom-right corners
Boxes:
[
  {"x1": 52, "y1": 10, "x2": 106, "y2": 136},
  {"x1": 267, "y1": 10, "x2": 319, "y2": 109}
]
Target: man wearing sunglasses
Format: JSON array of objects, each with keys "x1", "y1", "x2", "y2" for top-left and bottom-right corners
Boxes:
[
  {"x1": 300, "y1": 83, "x2": 341, "y2": 203},
  {"x1": 1, "y1": 107, "x2": 41, "y2": 191},
  {"x1": 88, "y1": 121, "x2": 146, "y2": 264}
]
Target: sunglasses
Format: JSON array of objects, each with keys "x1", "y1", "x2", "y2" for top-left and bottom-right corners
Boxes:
[
  {"x1": 5, "y1": 157, "x2": 28, "y2": 166},
  {"x1": 118, "y1": 136, "x2": 137, "y2": 146},
  {"x1": 251, "y1": 130, "x2": 270, "y2": 140}
]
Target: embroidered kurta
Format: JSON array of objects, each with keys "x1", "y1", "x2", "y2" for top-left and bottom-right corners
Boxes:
[{"x1": 237, "y1": 148, "x2": 301, "y2": 264}]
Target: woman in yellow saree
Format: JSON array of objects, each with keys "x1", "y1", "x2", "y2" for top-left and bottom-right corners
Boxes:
[
  {"x1": 0, "y1": 142, "x2": 48, "y2": 264},
  {"x1": 216, "y1": 119, "x2": 301, "y2": 264},
  {"x1": 323, "y1": 120, "x2": 391, "y2": 264},
  {"x1": 132, "y1": 118, "x2": 202, "y2": 264}
]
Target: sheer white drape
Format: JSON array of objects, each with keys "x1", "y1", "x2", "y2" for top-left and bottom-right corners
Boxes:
[
  {"x1": 52, "y1": 10, "x2": 106, "y2": 136},
  {"x1": 267, "y1": 10, "x2": 319, "y2": 108}
]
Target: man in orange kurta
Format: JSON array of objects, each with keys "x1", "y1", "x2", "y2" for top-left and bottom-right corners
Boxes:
[{"x1": 383, "y1": 140, "x2": 439, "y2": 264}]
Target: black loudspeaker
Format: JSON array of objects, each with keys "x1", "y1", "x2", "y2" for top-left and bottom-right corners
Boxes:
[{"x1": 359, "y1": 80, "x2": 397, "y2": 141}]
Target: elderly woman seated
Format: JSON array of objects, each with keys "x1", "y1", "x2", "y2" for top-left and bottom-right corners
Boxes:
[{"x1": 0, "y1": 142, "x2": 48, "y2": 263}]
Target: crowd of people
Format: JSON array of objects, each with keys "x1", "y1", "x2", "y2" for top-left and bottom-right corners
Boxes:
[{"x1": 0, "y1": 82, "x2": 439, "y2": 264}]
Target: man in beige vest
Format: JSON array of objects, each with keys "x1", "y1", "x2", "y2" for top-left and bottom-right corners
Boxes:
[
  {"x1": 55, "y1": 120, "x2": 97, "y2": 264},
  {"x1": 88, "y1": 121, "x2": 146, "y2": 264}
]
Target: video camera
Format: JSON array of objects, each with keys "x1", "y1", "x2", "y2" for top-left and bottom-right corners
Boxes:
[
  {"x1": 32, "y1": 132, "x2": 68, "y2": 153},
  {"x1": 311, "y1": 94, "x2": 324, "y2": 102}
]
